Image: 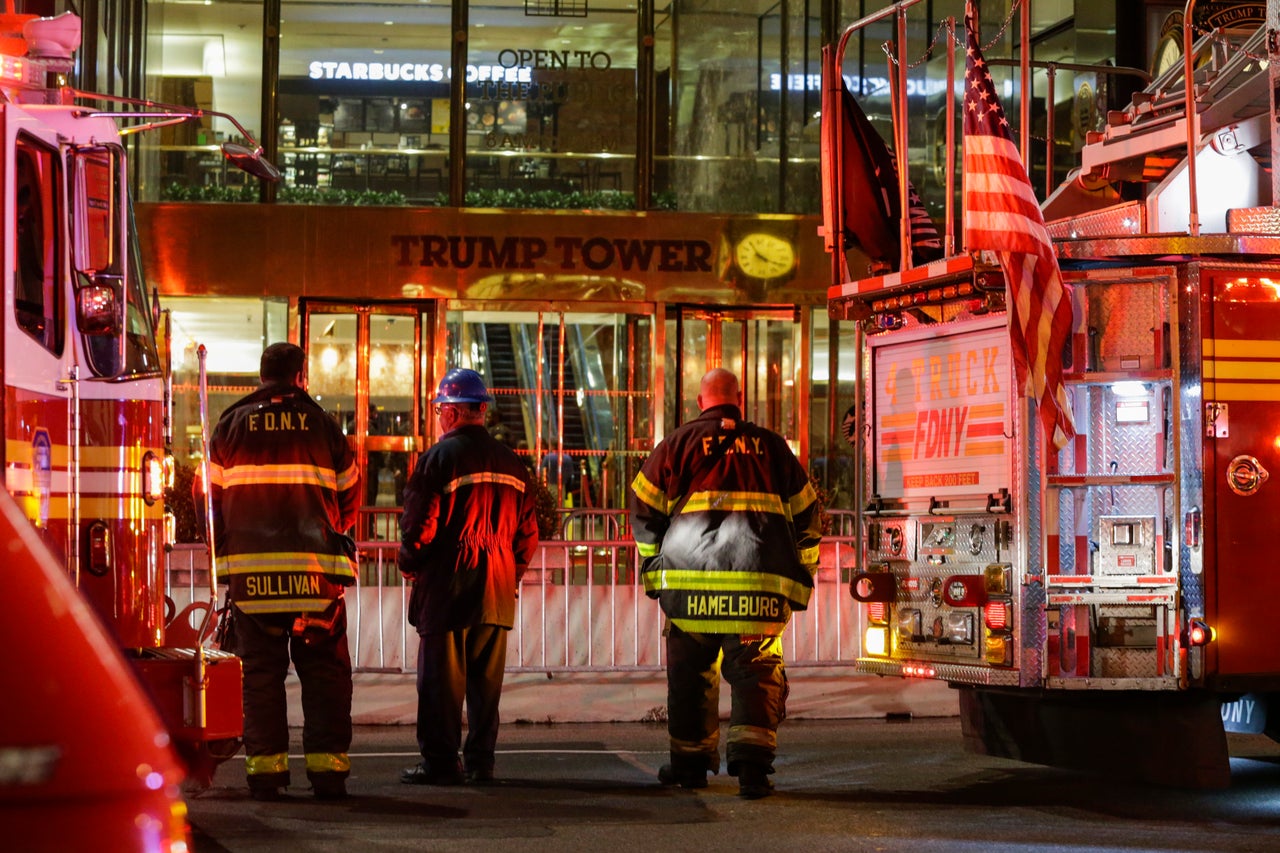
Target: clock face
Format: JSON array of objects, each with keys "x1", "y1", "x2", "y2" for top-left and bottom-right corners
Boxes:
[{"x1": 734, "y1": 233, "x2": 796, "y2": 280}]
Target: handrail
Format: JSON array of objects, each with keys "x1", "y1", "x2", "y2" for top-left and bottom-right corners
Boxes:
[
  {"x1": 1184, "y1": 0, "x2": 1200, "y2": 237},
  {"x1": 831, "y1": 0, "x2": 929, "y2": 278},
  {"x1": 986, "y1": 59, "x2": 1153, "y2": 198}
]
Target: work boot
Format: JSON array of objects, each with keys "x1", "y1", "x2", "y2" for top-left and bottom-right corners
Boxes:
[
  {"x1": 248, "y1": 784, "x2": 282, "y2": 802},
  {"x1": 400, "y1": 760, "x2": 464, "y2": 786},
  {"x1": 657, "y1": 763, "x2": 708, "y2": 789},
  {"x1": 736, "y1": 763, "x2": 774, "y2": 800},
  {"x1": 310, "y1": 772, "x2": 348, "y2": 800},
  {"x1": 464, "y1": 766, "x2": 496, "y2": 785}
]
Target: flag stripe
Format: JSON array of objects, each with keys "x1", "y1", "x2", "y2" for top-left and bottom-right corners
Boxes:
[{"x1": 962, "y1": 0, "x2": 1076, "y2": 452}]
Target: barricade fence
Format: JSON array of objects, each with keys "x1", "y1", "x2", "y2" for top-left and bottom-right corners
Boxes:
[{"x1": 167, "y1": 531, "x2": 865, "y2": 674}]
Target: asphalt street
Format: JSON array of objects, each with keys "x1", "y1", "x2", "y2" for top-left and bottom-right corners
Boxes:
[{"x1": 186, "y1": 717, "x2": 1280, "y2": 853}]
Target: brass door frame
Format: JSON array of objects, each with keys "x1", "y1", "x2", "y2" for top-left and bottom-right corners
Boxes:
[
  {"x1": 299, "y1": 299, "x2": 432, "y2": 481},
  {"x1": 673, "y1": 305, "x2": 809, "y2": 465}
]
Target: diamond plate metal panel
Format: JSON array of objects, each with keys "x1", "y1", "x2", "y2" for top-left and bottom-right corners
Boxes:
[
  {"x1": 1226, "y1": 206, "x2": 1280, "y2": 234},
  {"x1": 1093, "y1": 647, "x2": 1160, "y2": 678},
  {"x1": 1085, "y1": 281, "x2": 1164, "y2": 372},
  {"x1": 855, "y1": 657, "x2": 1022, "y2": 686},
  {"x1": 1023, "y1": 401, "x2": 1044, "y2": 687},
  {"x1": 1097, "y1": 516, "x2": 1157, "y2": 576},
  {"x1": 1046, "y1": 201, "x2": 1146, "y2": 239},
  {"x1": 1179, "y1": 265, "x2": 1206, "y2": 618}
]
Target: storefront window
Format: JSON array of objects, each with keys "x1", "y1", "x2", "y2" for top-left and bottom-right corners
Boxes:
[
  {"x1": 278, "y1": 0, "x2": 452, "y2": 205},
  {"x1": 167, "y1": 296, "x2": 287, "y2": 465},
  {"x1": 465, "y1": 5, "x2": 637, "y2": 207},
  {"x1": 142, "y1": 2, "x2": 264, "y2": 202}
]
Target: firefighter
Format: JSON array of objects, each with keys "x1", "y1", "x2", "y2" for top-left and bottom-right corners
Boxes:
[
  {"x1": 629, "y1": 368, "x2": 822, "y2": 799},
  {"x1": 208, "y1": 342, "x2": 360, "y2": 801},
  {"x1": 398, "y1": 368, "x2": 540, "y2": 786}
]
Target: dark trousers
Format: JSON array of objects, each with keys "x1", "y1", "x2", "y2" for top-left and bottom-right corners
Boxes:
[
  {"x1": 665, "y1": 623, "x2": 789, "y2": 776},
  {"x1": 233, "y1": 599, "x2": 353, "y2": 786},
  {"x1": 415, "y1": 624, "x2": 508, "y2": 774}
]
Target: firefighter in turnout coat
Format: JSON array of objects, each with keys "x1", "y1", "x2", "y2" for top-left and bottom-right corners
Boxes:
[
  {"x1": 629, "y1": 368, "x2": 822, "y2": 799},
  {"x1": 209, "y1": 342, "x2": 360, "y2": 801},
  {"x1": 398, "y1": 368, "x2": 540, "y2": 786}
]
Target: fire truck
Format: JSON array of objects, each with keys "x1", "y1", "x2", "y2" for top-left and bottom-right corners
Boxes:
[
  {"x1": 826, "y1": 5, "x2": 1280, "y2": 786},
  {"x1": 0, "y1": 8, "x2": 276, "y2": 797}
]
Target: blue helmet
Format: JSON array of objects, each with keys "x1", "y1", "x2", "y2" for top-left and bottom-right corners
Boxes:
[{"x1": 433, "y1": 368, "x2": 492, "y2": 403}]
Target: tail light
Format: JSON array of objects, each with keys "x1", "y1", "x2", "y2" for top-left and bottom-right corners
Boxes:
[
  {"x1": 983, "y1": 600, "x2": 1010, "y2": 631},
  {"x1": 867, "y1": 602, "x2": 888, "y2": 624}
]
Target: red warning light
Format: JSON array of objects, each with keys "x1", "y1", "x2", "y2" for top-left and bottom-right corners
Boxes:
[
  {"x1": 1186, "y1": 618, "x2": 1215, "y2": 647},
  {"x1": 983, "y1": 600, "x2": 1009, "y2": 632}
]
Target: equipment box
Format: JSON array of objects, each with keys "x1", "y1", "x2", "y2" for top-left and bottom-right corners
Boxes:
[{"x1": 133, "y1": 648, "x2": 243, "y2": 742}]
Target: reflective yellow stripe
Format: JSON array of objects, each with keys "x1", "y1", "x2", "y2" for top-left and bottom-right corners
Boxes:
[
  {"x1": 682, "y1": 491, "x2": 786, "y2": 516},
  {"x1": 223, "y1": 552, "x2": 356, "y2": 577},
  {"x1": 336, "y1": 461, "x2": 359, "y2": 491},
  {"x1": 631, "y1": 471, "x2": 672, "y2": 514},
  {"x1": 671, "y1": 734, "x2": 720, "y2": 754},
  {"x1": 305, "y1": 752, "x2": 351, "y2": 773},
  {"x1": 798, "y1": 545, "x2": 820, "y2": 566},
  {"x1": 788, "y1": 481, "x2": 818, "y2": 515},
  {"x1": 1209, "y1": 338, "x2": 1280, "y2": 358},
  {"x1": 246, "y1": 753, "x2": 289, "y2": 776},
  {"x1": 215, "y1": 463, "x2": 338, "y2": 489},
  {"x1": 236, "y1": 598, "x2": 334, "y2": 613},
  {"x1": 636, "y1": 541, "x2": 658, "y2": 558},
  {"x1": 444, "y1": 472, "x2": 526, "y2": 493},
  {"x1": 644, "y1": 569, "x2": 812, "y2": 605},
  {"x1": 669, "y1": 617, "x2": 787, "y2": 634},
  {"x1": 728, "y1": 723, "x2": 778, "y2": 750}
]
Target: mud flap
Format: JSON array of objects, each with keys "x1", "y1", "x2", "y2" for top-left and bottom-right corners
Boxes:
[{"x1": 957, "y1": 685, "x2": 1230, "y2": 788}]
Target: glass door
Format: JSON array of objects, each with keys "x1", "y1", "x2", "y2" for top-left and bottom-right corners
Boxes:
[
  {"x1": 445, "y1": 304, "x2": 654, "y2": 512},
  {"x1": 670, "y1": 307, "x2": 802, "y2": 457},
  {"x1": 300, "y1": 301, "x2": 431, "y2": 540}
]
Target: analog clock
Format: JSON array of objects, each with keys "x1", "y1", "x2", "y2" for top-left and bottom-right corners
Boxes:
[{"x1": 733, "y1": 232, "x2": 796, "y2": 280}]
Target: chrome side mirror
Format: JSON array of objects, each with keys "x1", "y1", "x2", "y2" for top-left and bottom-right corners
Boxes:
[{"x1": 221, "y1": 143, "x2": 282, "y2": 182}]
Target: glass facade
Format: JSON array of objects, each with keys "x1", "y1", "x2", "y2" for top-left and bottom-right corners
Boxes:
[
  {"x1": 135, "y1": 1, "x2": 1157, "y2": 215},
  {"x1": 110, "y1": 0, "x2": 1177, "y2": 524}
]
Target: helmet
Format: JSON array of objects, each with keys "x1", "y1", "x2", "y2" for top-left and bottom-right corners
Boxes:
[{"x1": 433, "y1": 368, "x2": 492, "y2": 404}]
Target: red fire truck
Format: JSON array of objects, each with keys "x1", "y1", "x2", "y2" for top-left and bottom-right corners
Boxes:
[
  {"x1": 0, "y1": 6, "x2": 276, "y2": 825},
  {"x1": 826, "y1": 5, "x2": 1280, "y2": 786}
]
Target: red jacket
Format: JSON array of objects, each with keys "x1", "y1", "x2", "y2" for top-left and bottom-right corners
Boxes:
[{"x1": 399, "y1": 423, "x2": 540, "y2": 633}]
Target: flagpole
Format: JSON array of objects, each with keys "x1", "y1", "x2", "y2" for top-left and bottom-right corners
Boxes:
[
  {"x1": 1183, "y1": 0, "x2": 1200, "y2": 237},
  {"x1": 1019, "y1": 0, "x2": 1031, "y2": 169},
  {"x1": 944, "y1": 16, "x2": 956, "y2": 258},
  {"x1": 895, "y1": 8, "x2": 911, "y2": 273}
]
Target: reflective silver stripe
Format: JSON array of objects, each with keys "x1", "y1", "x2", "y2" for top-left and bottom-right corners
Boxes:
[{"x1": 443, "y1": 472, "x2": 526, "y2": 494}]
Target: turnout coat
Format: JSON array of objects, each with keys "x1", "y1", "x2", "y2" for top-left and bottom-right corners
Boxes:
[{"x1": 629, "y1": 404, "x2": 822, "y2": 636}]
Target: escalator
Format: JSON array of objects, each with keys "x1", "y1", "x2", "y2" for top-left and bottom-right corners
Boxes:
[
  {"x1": 471, "y1": 318, "x2": 617, "y2": 504},
  {"x1": 478, "y1": 323, "x2": 527, "y2": 451}
]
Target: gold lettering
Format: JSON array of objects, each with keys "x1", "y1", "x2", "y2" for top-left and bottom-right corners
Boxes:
[
  {"x1": 298, "y1": 413, "x2": 308, "y2": 430},
  {"x1": 249, "y1": 413, "x2": 260, "y2": 431}
]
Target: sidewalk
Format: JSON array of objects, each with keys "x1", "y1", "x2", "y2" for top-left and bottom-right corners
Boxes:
[{"x1": 286, "y1": 667, "x2": 959, "y2": 726}]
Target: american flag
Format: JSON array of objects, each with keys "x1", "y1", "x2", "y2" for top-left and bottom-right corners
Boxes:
[{"x1": 962, "y1": 1, "x2": 1076, "y2": 451}]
